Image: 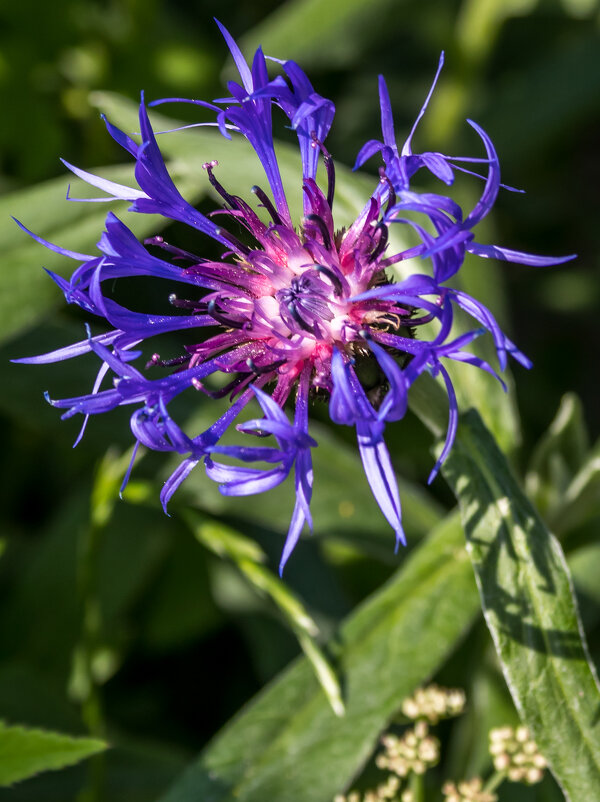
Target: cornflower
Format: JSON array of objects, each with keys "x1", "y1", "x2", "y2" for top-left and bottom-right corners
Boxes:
[{"x1": 14, "y1": 21, "x2": 573, "y2": 571}]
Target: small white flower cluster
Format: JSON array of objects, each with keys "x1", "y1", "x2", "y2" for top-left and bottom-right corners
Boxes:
[
  {"x1": 401, "y1": 684, "x2": 466, "y2": 724},
  {"x1": 442, "y1": 777, "x2": 497, "y2": 802},
  {"x1": 376, "y1": 720, "x2": 440, "y2": 777},
  {"x1": 489, "y1": 725, "x2": 547, "y2": 784},
  {"x1": 333, "y1": 688, "x2": 549, "y2": 802}
]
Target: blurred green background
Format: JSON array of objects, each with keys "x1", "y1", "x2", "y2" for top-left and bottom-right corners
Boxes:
[{"x1": 0, "y1": 1, "x2": 599, "y2": 800}]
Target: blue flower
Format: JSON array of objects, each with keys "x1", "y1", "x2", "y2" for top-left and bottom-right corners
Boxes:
[{"x1": 14, "y1": 22, "x2": 574, "y2": 572}]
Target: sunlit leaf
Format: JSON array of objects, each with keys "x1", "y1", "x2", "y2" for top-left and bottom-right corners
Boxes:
[
  {"x1": 157, "y1": 512, "x2": 479, "y2": 802},
  {"x1": 441, "y1": 409, "x2": 600, "y2": 801}
]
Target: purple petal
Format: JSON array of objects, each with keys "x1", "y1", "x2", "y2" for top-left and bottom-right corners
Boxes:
[
  {"x1": 215, "y1": 19, "x2": 253, "y2": 93},
  {"x1": 467, "y1": 241, "x2": 576, "y2": 267},
  {"x1": 279, "y1": 451, "x2": 313, "y2": 575},
  {"x1": 401, "y1": 52, "x2": 444, "y2": 157},
  {"x1": 61, "y1": 159, "x2": 147, "y2": 201},
  {"x1": 353, "y1": 139, "x2": 386, "y2": 171},
  {"x1": 462, "y1": 120, "x2": 500, "y2": 228},
  {"x1": 356, "y1": 420, "x2": 405, "y2": 549},
  {"x1": 378, "y1": 75, "x2": 397, "y2": 150},
  {"x1": 12, "y1": 218, "x2": 94, "y2": 261},
  {"x1": 420, "y1": 152, "x2": 455, "y2": 185},
  {"x1": 161, "y1": 458, "x2": 200, "y2": 512},
  {"x1": 427, "y1": 364, "x2": 458, "y2": 484},
  {"x1": 207, "y1": 460, "x2": 287, "y2": 495}
]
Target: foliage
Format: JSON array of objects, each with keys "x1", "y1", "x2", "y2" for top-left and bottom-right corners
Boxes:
[{"x1": 0, "y1": 1, "x2": 599, "y2": 800}]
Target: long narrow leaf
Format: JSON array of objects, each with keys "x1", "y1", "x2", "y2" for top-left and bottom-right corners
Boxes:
[
  {"x1": 440, "y1": 409, "x2": 600, "y2": 801},
  {"x1": 185, "y1": 512, "x2": 344, "y2": 717},
  {"x1": 158, "y1": 512, "x2": 479, "y2": 802}
]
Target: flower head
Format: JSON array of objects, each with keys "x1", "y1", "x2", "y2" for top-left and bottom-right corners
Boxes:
[
  {"x1": 488, "y1": 725, "x2": 547, "y2": 784},
  {"x1": 14, "y1": 22, "x2": 574, "y2": 572}
]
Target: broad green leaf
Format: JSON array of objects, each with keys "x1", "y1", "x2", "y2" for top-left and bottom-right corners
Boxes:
[
  {"x1": 158, "y1": 512, "x2": 479, "y2": 802},
  {"x1": 407, "y1": 371, "x2": 451, "y2": 440},
  {"x1": 239, "y1": 0, "x2": 402, "y2": 68},
  {"x1": 440, "y1": 410, "x2": 600, "y2": 801},
  {"x1": 0, "y1": 722, "x2": 106, "y2": 786},
  {"x1": 526, "y1": 393, "x2": 589, "y2": 518},
  {"x1": 186, "y1": 512, "x2": 344, "y2": 717},
  {"x1": 186, "y1": 514, "x2": 266, "y2": 566},
  {"x1": 0, "y1": 165, "x2": 202, "y2": 344}
]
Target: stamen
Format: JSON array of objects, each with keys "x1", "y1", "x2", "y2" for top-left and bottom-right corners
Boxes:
[
  {"x1": 379, "y1": 168, "x2": 397, "y2": 216},
  {"x1": 314, "y1": 264, "x2": 344, "y2": 296},
  {"x1": 305, "y1": 214, "x2": 331, "y2": 251},
  {"x1": 311, "y1": 131, "x2": 335, "y2": 210},
  {"x1": 202, "y1": 374, "x2": 249, "y2": 399},
  {"x1": 207, "y1": 298, "x2": 247, "y2": 330},
  {"x1": 251, "y1": 185, "x2": 283, "y2": 225},
  {"x1": 368, "y1": 222, "x2": 389, "y2": 263},
  {"x1": 214, "y1": 227, "x2": 251, "y2": 257},
  {"x1": 145, "y1": 236, "x2": 201, "y2": 263},
  {"x1": 203, "y1": 160, "x2": 238, "y2": 209},
  {"x1": 168, "y1": 293, "x2": 205, "y2": 310},
  {"x1": 145, "y1": 353, "x2": 189, "y2": 369},
  {"x1": 246, "y1": 357, "x2": 286, "y2": 375}
]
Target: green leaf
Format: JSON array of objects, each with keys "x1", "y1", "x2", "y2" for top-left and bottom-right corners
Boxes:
[
  {"x1": 0, "y1": 162, "x2": 207, "y2": 344},
  {"x1": 239, "y1": 0, "x2": 402, "y2": 68},
  {"x1": 157, "y1": 512, "x2": 479, "y2": 802},
  {"x1": 550, "y1": 439, "x2": 600, "y2": 537},
  {"x1": 186, "y1": 514, "x2": 267, "y2": 566},
  {"x1": 0, "y1": 722, "x2": 106, "y2": 786},
  {"x1": 0, "y1": 170, "x2": 145, "y2": 343},
  {"x1": 440, "y1": 410, "x2": 600, "y2": 801},
  {"x1": 569, "y1": 542, "x2": 600, "y2": 633},
  {"x1": 526, "y1": 393, "x2": 589, "y2": 519},
  {"x1": 186, "y1": 511, "x2": 344, "y2": 717}
]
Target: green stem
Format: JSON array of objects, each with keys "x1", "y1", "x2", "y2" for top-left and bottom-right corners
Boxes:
[
  {"x1": 483, "y1": 770, "x2": 506, "y2": 794},
  {"x1": 409, "y1": 771, "x2": 425, "y2": 802}
]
